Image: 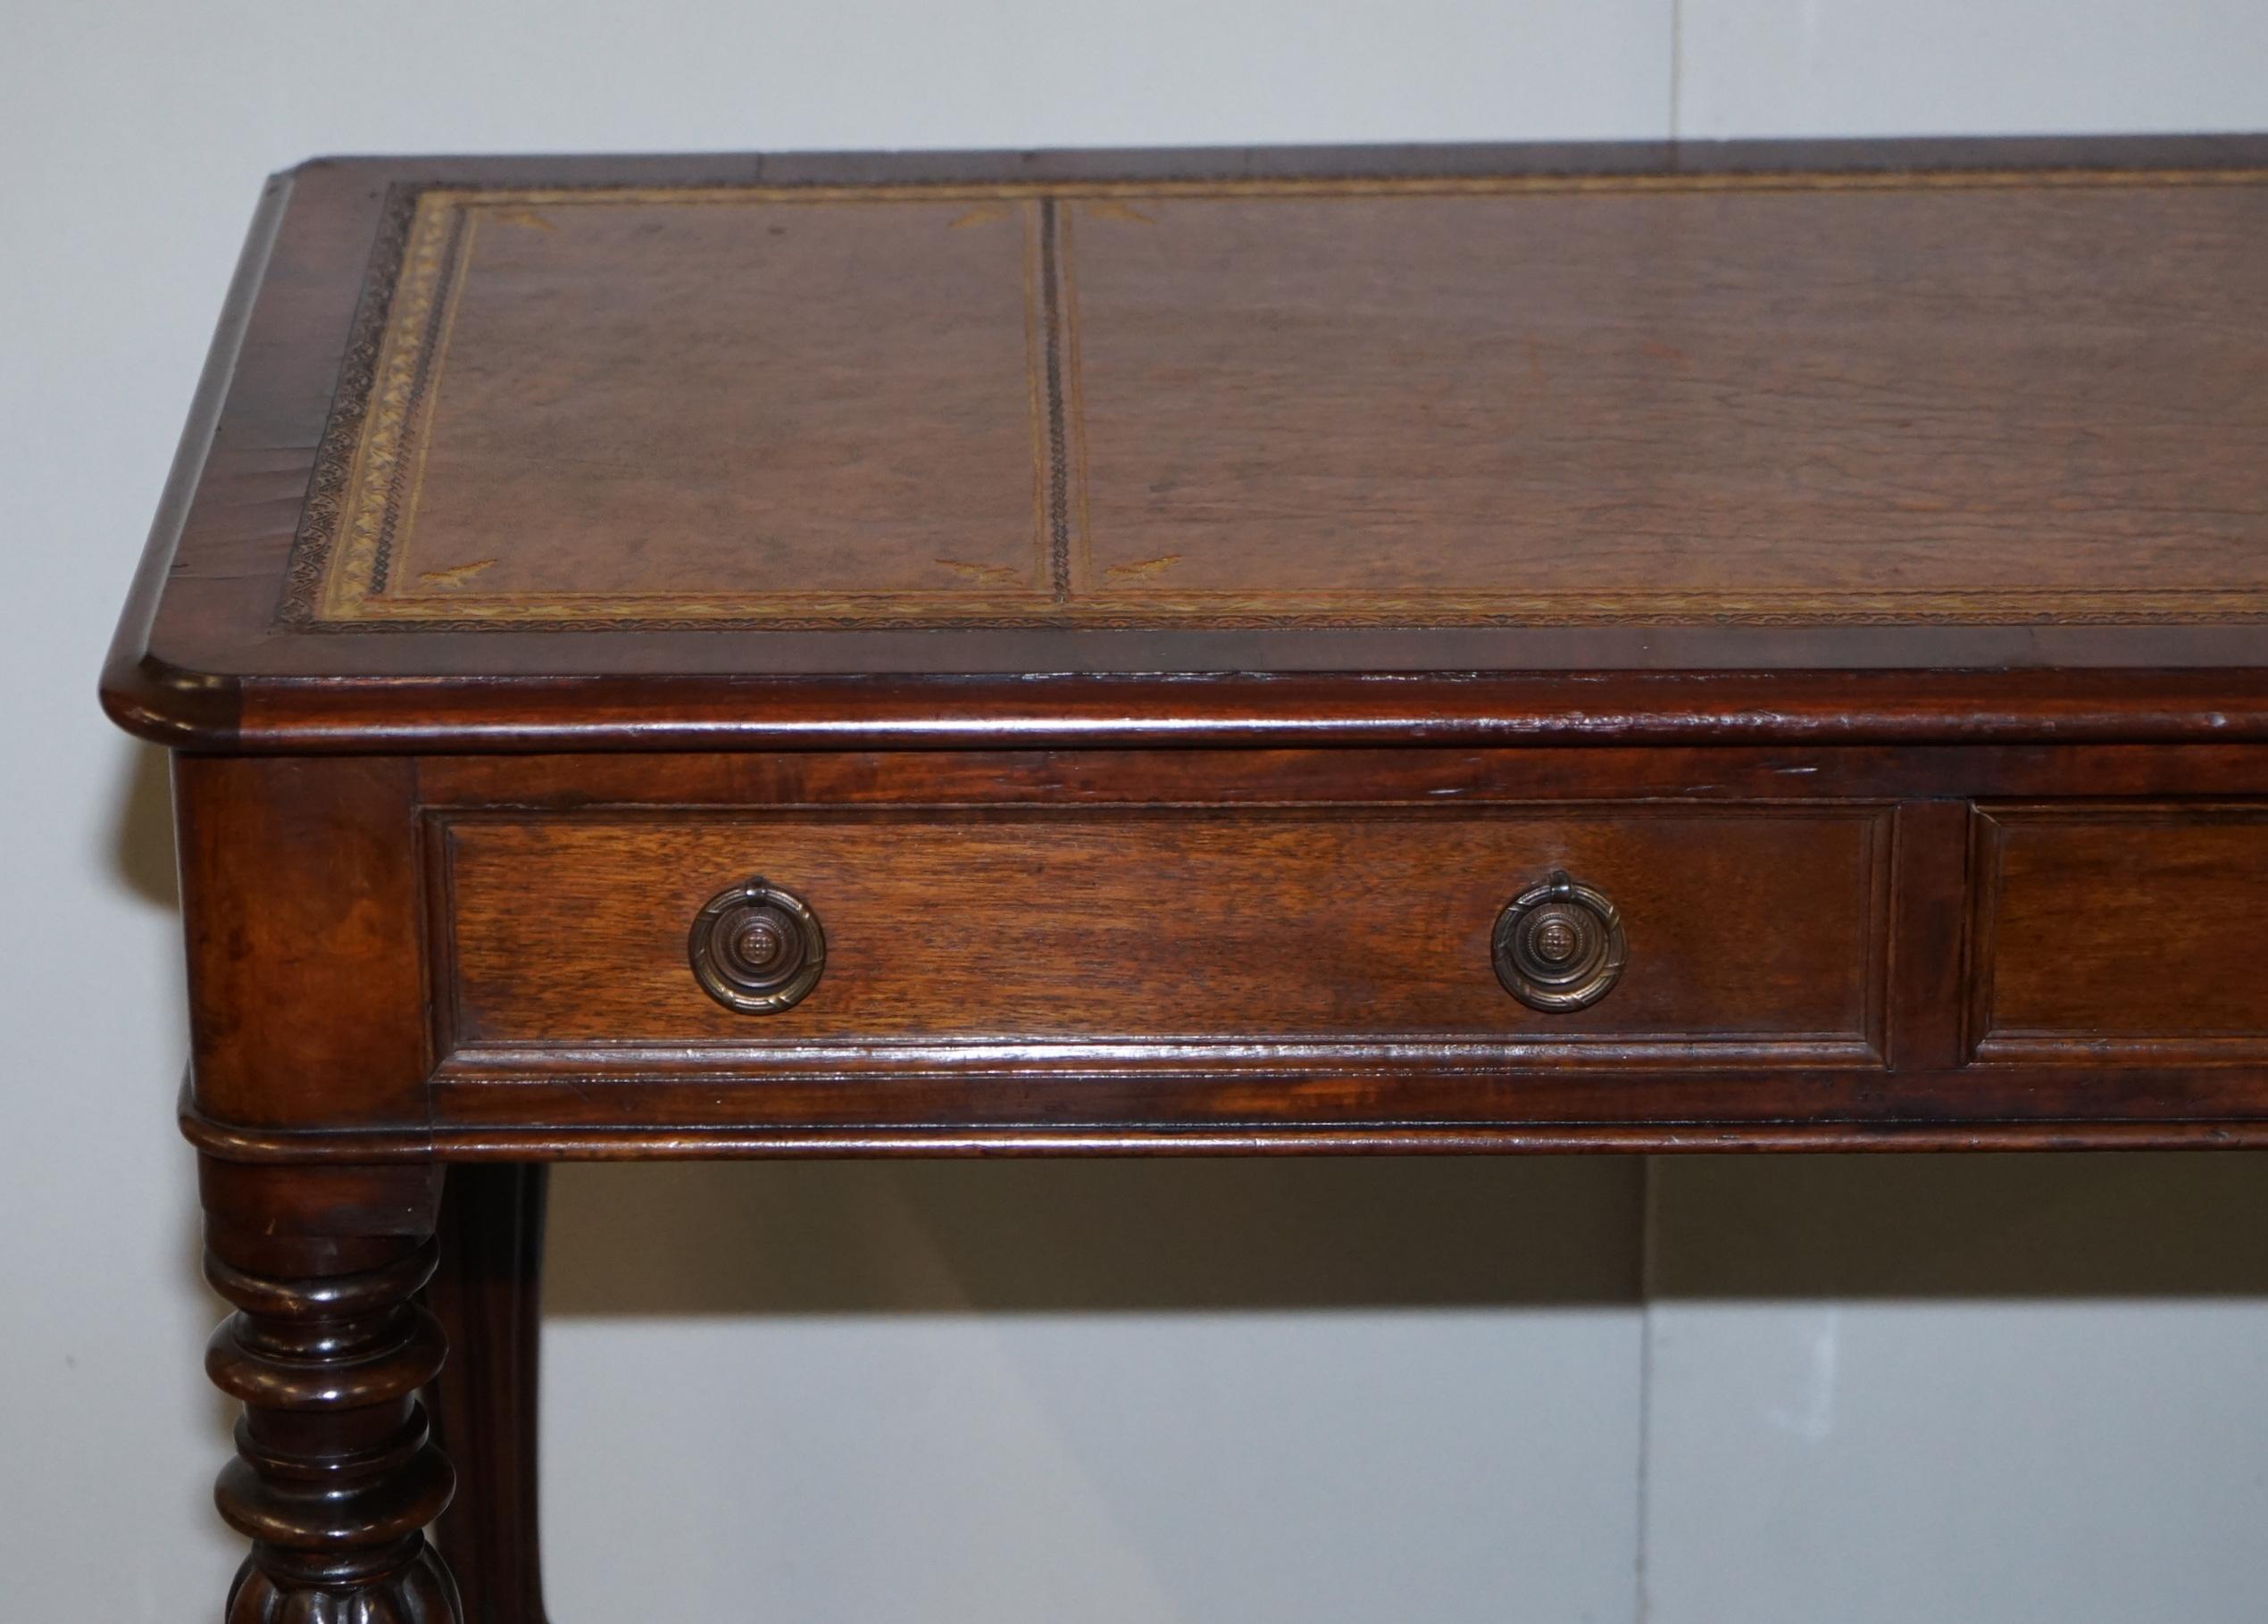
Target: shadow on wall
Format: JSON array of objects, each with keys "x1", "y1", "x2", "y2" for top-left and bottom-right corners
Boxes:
[
  {"x1": 544, "y1": 1157, "x2": 1651, "y2": 1315},
  {"x1": 543, "y1": 1151, "x2": 2268, "y2": 1319},
  {"x1": 112, "y1": 739, "x2": 179, "y2": 910},
  {"x1": 113, "y1": 737, "x2": 2268, "y2": 1320}
]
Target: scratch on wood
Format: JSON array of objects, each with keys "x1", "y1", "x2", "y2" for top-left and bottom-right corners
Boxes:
[
  {"x1": 949, "y1": 204, "x2": 1011, "y2": 229},
  {"x1": 488, "y1": 207, "x2": 555, "y2": 231},
  {"x1": 418, "y1": 559, "x2": 497, "y2": 587}
]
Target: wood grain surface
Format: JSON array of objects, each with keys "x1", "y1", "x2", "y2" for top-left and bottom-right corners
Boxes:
[
  {"x1": 438, "y1": 804, "x2": 1889, "y2": 1048},
  {"x1": 1972, "y1": 804, "x2": 2268, "y2": 1062},
  {"x1": 156, "y1": 744, "x2": 2268, "y2": 1155}
]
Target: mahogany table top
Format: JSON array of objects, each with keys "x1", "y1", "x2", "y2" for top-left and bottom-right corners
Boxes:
[{"x1": 106, "y1": 135, "x2": 2268, "y2": 753}]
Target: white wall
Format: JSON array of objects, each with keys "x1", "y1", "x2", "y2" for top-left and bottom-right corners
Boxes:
[{"x1": 4, "y1": 3, "x2": 2265, "y2": 1620}]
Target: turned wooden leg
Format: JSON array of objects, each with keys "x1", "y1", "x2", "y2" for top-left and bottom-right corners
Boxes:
[
  {"x1": 203, "y1": 1163, "x2": 460, "y2": 1623},
  {"x1": 429, "y1": 1163, "x2": 551, "y2": 1624}
]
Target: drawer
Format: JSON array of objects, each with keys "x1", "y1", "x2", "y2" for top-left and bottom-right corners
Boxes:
[
  {"x1": 1971, "y1": 804, "x2": 2268, "y2": 1063},
  {"x1": 435, "y1": 805, "x2": 1891, "y2": 1058}
]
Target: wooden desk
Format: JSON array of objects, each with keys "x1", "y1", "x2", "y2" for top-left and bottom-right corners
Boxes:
[{"x1": 104, "y1": 137, "x2": 2268, "y2": 1622}]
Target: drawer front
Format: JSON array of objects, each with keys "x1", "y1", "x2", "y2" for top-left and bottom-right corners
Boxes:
[
  {"x1": 437, "y1": 805, "x2": 1890, "y2": 1056},
  {"x1": 1972, "y1": 804, "x2": 2268, "y2": 1062}
]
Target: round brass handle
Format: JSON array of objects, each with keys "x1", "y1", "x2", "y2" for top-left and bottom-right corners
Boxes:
[
  {"x1": 689, "y1": 878, "x2": 826, "y2": 1013},
  {"x1": 1492, "y1": 870, "x2": 1627, "y2": 1012}
]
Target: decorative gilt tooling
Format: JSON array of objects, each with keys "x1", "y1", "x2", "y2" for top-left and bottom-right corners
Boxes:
[
  {"x1": 1082, "y1": 199, "x2": 1155, "y2": 225},
  {"x1": 1105, "y1": 554, "x2": 1180, "y2": 581},
  {"x1": 936, "y1": 557, "x2": 1025, "y2": 585}
]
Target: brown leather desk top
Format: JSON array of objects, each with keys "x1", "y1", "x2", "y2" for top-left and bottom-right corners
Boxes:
[{"x1": 105, "y1": 135, "x2": 2268, "y2": 754}]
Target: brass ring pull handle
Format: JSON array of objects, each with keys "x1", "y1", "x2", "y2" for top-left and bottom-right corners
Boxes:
[
  {"x1": 690, "y1": 878, "x2": 826, "y2": 1013},
  {"x1": 1492, "y1": 870, "x2": 1627, "y2": 1012}
]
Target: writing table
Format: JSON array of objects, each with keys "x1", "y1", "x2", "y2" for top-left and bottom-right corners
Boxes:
[{"x1": 104, "y1": 136, "x2": 2268, "y2": 1620}]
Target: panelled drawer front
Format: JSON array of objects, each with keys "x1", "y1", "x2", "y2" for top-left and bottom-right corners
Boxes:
[
  {"x1": 437, "y1": 805, "x2": 1890, "y2": 1054},
  {"x1": 1972, "y1": 804, "x2": 2268, "y2": 1063}
]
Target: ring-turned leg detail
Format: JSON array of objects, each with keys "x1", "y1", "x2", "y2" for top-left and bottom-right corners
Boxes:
[{"x1": 205, "y1": 1235, "x2": 461, "y2": 1623}]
